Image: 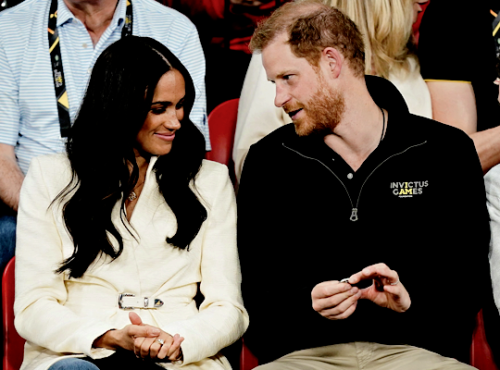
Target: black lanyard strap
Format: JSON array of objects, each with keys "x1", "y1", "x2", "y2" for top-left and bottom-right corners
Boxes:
[{"x1": 48, "y1": 0, "x2": 133, "y2": 137}]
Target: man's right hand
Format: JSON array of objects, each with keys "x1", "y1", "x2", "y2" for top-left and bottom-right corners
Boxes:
[{"x1": 311, "y1": 280, "x2": 361, "y2": 320}]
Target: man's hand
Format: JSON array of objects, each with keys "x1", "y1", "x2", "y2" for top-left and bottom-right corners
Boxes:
[
  {"x1": 348, "y1": 263, "x2": 411, "y2": 313},
  {"x1": 311, "y1": 280, "x2": 361, "y2": 320}
]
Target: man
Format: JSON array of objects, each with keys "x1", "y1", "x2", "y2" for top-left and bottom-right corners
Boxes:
[
  {"x1": 0, "y1": 0, "x2": 209, "y2": 269},
  {"x1": 237, "y1": 1, "x2": 493, "y2": 368}
]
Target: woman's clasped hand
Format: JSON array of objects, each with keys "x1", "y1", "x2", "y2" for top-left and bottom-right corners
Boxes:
[{"x1": 93, "y1": 312, "x2": 184, "y2": 362}]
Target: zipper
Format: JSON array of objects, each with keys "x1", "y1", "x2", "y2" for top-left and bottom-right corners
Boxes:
[{"x1": 282, "y1": 141, "x2": 427, "y2": 222}]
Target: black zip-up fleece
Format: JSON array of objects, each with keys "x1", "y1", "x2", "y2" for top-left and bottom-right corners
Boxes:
[{"x1": 237, "y1": 75, "x2": 492, "y2": 365}]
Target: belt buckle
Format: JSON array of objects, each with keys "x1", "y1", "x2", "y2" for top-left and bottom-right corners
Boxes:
[{"x1": 118, "y1": 293, "x2": 135, "y2": 310}]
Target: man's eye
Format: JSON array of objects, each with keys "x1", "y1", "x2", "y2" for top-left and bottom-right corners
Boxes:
[{"x1": 283, "y1": 75, "x2": 292, "y2": 81}]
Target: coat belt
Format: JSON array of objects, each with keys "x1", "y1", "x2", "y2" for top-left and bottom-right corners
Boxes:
[{"x1": 118, "y1": 293, "x2": 164, "y2": 310}]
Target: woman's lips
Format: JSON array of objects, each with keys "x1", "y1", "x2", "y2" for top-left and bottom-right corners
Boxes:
[{"x1": 155, "y1": 132, "x2": 175, "y2": 141}]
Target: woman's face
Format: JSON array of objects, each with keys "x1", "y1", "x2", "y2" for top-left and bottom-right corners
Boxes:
[{"x1": 135, "y1": 69, "x2": 185, "y2": 157}]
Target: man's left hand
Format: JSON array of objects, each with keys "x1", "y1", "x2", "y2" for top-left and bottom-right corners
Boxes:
[{"x1": 347, "y1": 263, "x2": 411, "y2": 313}]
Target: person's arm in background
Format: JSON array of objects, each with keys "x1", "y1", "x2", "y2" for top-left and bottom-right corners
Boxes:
[
  {"x1": 233, "y1": 53, "x2": 288, "y2": 182},
  {"x1": 0, "y1": 36, "x2": 24, "y2": 211},
  {"x1": 419, "y1": 0, "x2": 500, "y2": 173},
  {"x1": 426, "y1": 81, "x2": 500, "y2": 173},
  {"x1": 0, "y1": 144, "x2": 23, "y2": 211}
]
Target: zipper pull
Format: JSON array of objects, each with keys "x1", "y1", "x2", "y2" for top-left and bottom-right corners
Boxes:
[{"x1": 350, "y1": 208, "x2": 358, "y2": 222}]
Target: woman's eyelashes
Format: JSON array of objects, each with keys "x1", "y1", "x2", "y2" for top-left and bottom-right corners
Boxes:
[
  {"x1": 151, "y1": 107, "x2": 166, "y2": 115},
  {"x1": 150, "y1": 98, "x2": 185, "y2": 115},
  {"x1": 175, "y1": 98, "x2": 185, "y2": 110}
]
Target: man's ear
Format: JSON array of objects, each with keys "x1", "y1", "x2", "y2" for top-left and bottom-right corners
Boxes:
[{"x1": 322, "y1": 47, "x2": 343, "y2": 78}]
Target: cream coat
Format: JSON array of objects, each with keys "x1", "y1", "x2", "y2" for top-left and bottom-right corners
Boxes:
[
  {"x1": 486, "y1": 164, "x2": 500, "y2": 314},
  {"x1": 14, "y1": 154, "x2": 249, "y2": 370}
]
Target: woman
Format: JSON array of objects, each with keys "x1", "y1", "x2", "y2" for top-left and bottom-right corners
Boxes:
[
  {"x1": 14, "y1": 36, "x2": 248, "y2": 370},
  {"x1": 233, "y1": 0, "x2": 431, "y2": 181}
]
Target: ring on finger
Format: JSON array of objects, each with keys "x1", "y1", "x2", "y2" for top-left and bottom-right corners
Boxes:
[
  {"x1": 156, "y1": 338, "x2": 165, "y2": 346},
  {"x1": 390, "y1": 279, "x2": 399, "y2": 286}
]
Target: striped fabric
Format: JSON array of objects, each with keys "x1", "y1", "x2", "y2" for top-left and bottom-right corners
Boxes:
[{"x1": 0, "y1": 0, "x2": 210, "y2": 174}]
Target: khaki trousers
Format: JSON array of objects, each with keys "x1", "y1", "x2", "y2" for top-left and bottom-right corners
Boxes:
[{"x1": 255, "y1": 343, "x2": 476, "y2": 370}]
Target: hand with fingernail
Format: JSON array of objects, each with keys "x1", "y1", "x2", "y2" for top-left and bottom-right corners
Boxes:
[
  {"x1": 311, "y1": 279, "x2": 362, "y2": 320},
  {"x1": 346, "y1": 263, "x2": 411, "y2": 313},
  {"x1": 312, "y1": 263, "x2": 410, "y2": 320},
  {"x1": 92, "y1": 312, "x2": 184, "y2": 362}
]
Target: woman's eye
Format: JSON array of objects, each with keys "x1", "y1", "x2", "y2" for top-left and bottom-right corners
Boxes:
[
  {"x1": 151, "y1": 107, "x2": 166, "y2": 115},
  {"x1": 176, "y1": 99, "x2": 185, "y2": 110}
]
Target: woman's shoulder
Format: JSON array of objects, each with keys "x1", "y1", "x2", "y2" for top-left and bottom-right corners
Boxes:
[
  {"x1": 197, "y1": 160, "x2": 230, "y2": 181},
  {"x1": 193, "y1": 160, "x2": 232, "y2": 197},
  {"x1": 27, "y1": 153, "x2": 72, "y2": 185}
]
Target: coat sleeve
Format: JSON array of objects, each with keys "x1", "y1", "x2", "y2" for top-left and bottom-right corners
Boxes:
[
  {"x1": 233, "y1": 53, "x2": 288, "y2": 182},
  {"x1": 486, "y1": 165, "x2": 500, "y2": 314},
  {"x1": 162, "y1": 164, "x2": 249, "y2": 365},
  {"x1": 14, "y1": 156, "x2": 115, "y2": 357}
]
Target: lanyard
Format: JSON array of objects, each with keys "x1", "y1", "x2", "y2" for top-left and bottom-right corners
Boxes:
[{"x1": 47, "y1": 0, "x2": 133, "y2": 137}]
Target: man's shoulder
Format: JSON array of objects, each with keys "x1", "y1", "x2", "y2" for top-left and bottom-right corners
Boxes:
[
  {"x1": 0, "y1": 0, "x2": 47, "y2": 34},
  {"x1": 135, "y1": 0, "x2": 196, "y2": 33},
  {"x1": 403, "y1": 113, "x2": 473, "y2": 148},
  {"x1": 249, "y1": 123, "x2": 297, "y2": 152}
]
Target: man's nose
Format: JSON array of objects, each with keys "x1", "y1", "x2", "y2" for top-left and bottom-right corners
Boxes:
[{"x1": 274, "y1": 85, "x2": 290, "y2": 108}]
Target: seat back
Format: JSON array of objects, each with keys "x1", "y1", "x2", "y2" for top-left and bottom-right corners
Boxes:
[
  {"x1": 3, "y1": 257, "x2": 25, "y2": 370},
  {"x1": 205, "y1": 98, "x2": 239, "y2": 184},
  {"x1": 471, "y1": 309, "x2": 499, "y2": 370}
]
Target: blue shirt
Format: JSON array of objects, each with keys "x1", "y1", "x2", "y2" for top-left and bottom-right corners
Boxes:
[{"x1": 0, "y1": 0, "x2": 209, "y2": 174}]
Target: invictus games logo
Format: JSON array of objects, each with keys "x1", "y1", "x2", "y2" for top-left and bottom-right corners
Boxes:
[{"x1": 390, "y1": 181, "x2": 428, "y2": 198}]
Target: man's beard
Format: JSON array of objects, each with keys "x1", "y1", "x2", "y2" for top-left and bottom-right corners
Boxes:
[{"x1": 284, "y1": 77, "x2": 345, "y2": 137}]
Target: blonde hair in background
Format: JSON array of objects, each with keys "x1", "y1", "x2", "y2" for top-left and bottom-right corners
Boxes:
[{"x1": 324, "y1": 0, "x2": 416, "y2": 79}]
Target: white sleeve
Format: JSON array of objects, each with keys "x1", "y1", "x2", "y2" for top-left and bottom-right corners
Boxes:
[
  {"x1": 0, "y1": 35, "x2": 21, "y2": 147},
  {"x1": 14, "y1": 157, "x2": 114, "y2": 357},
  {"x1": 486, "y1": 165, "x2": 500, "y2": 314},
  {"x1": 233, "y1": 53, "x2": 288, "y2": 182},
  {"x1": 162, "y1": 165, "x2": 249, "y2": 365}
]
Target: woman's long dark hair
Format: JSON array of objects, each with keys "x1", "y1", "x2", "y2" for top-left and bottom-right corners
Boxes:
[{"x1": 56, "y1": 36, "x2": 207, "y2": 278}]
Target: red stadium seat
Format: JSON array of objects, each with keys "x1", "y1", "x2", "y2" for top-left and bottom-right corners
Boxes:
[
  {"x1": 205, "y1": 98, "x2": 239, "y2": 185},
  {"x1": 471, "y1": 309, "x2": 499, "y2": 370},
  {"x1": 240, "y1": 338, "x2": 258, "y2": 370},
  {"x1": 2, "y1": 257, "x2": 25, "y2": 370}
]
